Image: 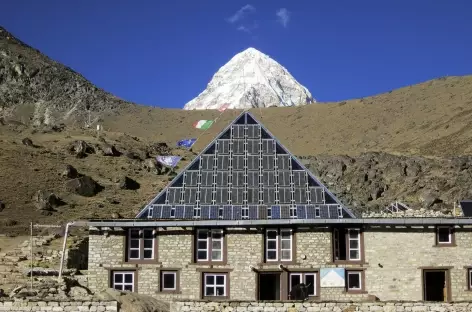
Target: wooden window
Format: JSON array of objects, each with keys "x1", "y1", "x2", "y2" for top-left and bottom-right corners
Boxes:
[
  {"x1": 289, "y1": 272, "x2": 318, "y2": 297},
  {"x1": 160, "y1": 270, "x2": 180, "y2": 293},
  {"x1": 127, "y1": 229, "x2": 156, "y2": 263},
  {"x1": 436, "y1": 226, "x2": 455, "y2": 246},
  {"x1": 265, "y1": 229, "x2": 293, "y2": 262},
  {"x1": 203, "y1": 273, "x2": 228, "y2": 298},
  {"x1": 195, "y1": 229, "x2": 225, "y2": 263},
  {"x1": 345, "y1": 270, "x2": 365, "y2": 293},
  {"x1": 332, "y1": 227, "x2": 363, "y2": 263},
  {"x1": 111, "y1": 271, "x2": 135, "y2": 292}
]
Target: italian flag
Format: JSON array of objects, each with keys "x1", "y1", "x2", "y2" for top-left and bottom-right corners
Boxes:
[{"x1": 193, "y1": 120, "x2": 214, "y2": 130}]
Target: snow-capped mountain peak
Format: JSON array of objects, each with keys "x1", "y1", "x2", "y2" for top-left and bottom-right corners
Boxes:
[{"x1": 183, "y1": 47, "x2": 315, "y2": 110}]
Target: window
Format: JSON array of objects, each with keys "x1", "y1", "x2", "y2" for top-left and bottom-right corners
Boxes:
[
  {"x1": 160, "y1": 270, "x2": 179, "y2": 292},
  {"x1": 127, "y1": 229, "x2": 155, "y2": 262},
  {"x1": 242, "y1": 207, "x2": 249, "y2": 219},
  {"x1": 468, "y1": 268, "x2": 472, "y2": 290},
  {"x1": 203, "y1": 273, "x2": 227, "y2": 298},
  {"x1": 289, "y1": 273, "x2": 317, "y2": 298},
  {"x1": 111, "y1": 271, "x2": 135, "y2": 292},
  {"x1": 332, "y1": 228, "x2": 363, "y2": 262},
  {"x1": 436, "y1": 226, "x2": 454, "y2": 246},
  {"x1": 345, "y1": 270, "x2": 364, "y2": 292},
  {"x1": 195, "y1": 229, "x2": 224, "y2": 263},
  {"x1": 289, "y1": 206, "x2": 297, "y2": 218},
  {"x1": 265, "y1": 229, "x2": 293, "y2": 262}
]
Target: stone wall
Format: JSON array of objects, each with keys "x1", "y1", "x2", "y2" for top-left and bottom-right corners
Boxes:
[
  {"x1": 0, "y1": 300, "x2": 117, "y2": 311},
  {"x1": 87, "y1": 225, "x2": 472, "y2": 302},
  {"x1": 170, "y1": 301, "x2": 472, "y2": 312}
]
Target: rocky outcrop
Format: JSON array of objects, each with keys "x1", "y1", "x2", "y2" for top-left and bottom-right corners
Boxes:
[
  {"x1": 67, "y1": 140, "x2": 94, "y2": 158},
  {"x1": 114, "y1": 175, "x2": 140, "y2": 190},
  {"x1": 32, "y1": 190, "x2": 60, "y2": 211},
  {"x1": 61, "y1": 165, "x2": 79, "y2": 179},
  {"x1": 0, "y1": 26, "x2": 131, "y2": 125},
  {"x1": 64, "y1": 176, "x2": 100, "y2": 197},
  {"x1": 302, "y1": 152, "x2": 472, "y2": 215}
]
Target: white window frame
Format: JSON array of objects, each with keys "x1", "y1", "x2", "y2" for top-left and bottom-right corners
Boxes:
[
  {"x1": 242, "y1": 207, "x2": 249, "y2": 219},
  {"x1": 265, "y1": 229, "x2": 293, "y2": 262},
  {"x1": 161, "y1": 271, "x2": 177, "y2": 291},
  {"x1": 196, "y1": 229, "x2": 224, "y2": 262},
  {"x1": 289, "y1": 206, "x2": 297, "y2": 218},
  {"x1": 437, "y1": 226, "x2": 452, "y2": 244},
  {"x1": 112, "y1": 271, "x2": 134, "y2": 292},
  {"x1": 289, "y1": 272, "x2": 317, "y2": 296},
  {"x1": 346, "y1": 271, "x2": 362, "y2": 290},
  {"x1": 128, "y1": 229, "x2": 154, "y2": 261},
  {"x1": 193, "y1": 207, "x2": 201, "y2": 218},
  {"x1": 347, "y1": 228, "x2": 361, "y2": 261},
  {"x1": 203, "y1": 273, "x2": 226, "y2": 297}
]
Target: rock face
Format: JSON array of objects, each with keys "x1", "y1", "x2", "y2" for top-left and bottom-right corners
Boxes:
[
  {"x1": 183, "y1": 47, "x2": 315, "y2": 110},
  {"x1": 0, "y1": 26, "x2": 131, "y2": 125},
  {"x1": 302, "y1": 152, "x2": 472, "y2": 215}
]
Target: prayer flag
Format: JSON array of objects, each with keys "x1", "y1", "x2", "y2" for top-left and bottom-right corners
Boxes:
[
  {"x1": 177, "y1": 138, "x2": 197, "y2": 148},
  {"x1": 156, "y1": 156, "x2": 181, "y2": 168},
  {"x1": 218, "y1": 103, "x2": 231, "y2": 112},
  {"x1": 193, "y1": 120, "x2": 214, "y2": 130}
]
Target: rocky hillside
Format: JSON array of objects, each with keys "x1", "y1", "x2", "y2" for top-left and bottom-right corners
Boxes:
[{"x1": 0, "y1": 26, "x2": 133, "y2": 126}]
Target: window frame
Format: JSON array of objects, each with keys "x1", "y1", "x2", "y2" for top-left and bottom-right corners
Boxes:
[
  {"x1": 332, "y1": 227, "x2": 364, "y2": 264},
  {"x1": 345, "y1": 269, "x2": 366, "y2": 293},
  {"x1": 201, "y1": 272, "x2": 230, "y2": 299},
  {"x1": 435, "y1": 226, "x2": 456, "y2": 247},
  {"x1": 288, "y1": 272, "x2": 319, "y2": 298},
  {"x1": 110, "y1": 270, "x2": 136, "y2": 292},
  {"x1": 467, "y1": 267, "x2": 472, "y2": 290},
  {"x1": 263, "y1": 229, "x2": 296, "y2": 264},
  {"x1": 126, "y1": 228, "x2": 157, "y2": 264},
  {"x1": 193, "y1": 229, "x2": 226, "y2": 264},
  {"x1": 159, "y1": 269, "x2": 181, "y2": 293}
]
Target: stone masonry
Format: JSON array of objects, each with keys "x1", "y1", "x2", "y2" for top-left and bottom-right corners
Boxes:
[
  {"x1": 0, "y1": 300, "x2": 117, "y2": 312},
  {"x1": 87, "y1": 225, "x2": 472, "y2": 302}
]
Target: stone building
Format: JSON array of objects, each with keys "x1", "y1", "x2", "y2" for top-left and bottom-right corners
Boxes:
[{"x1": 87, "y1": 111, "x2": 472, "y2": 302}]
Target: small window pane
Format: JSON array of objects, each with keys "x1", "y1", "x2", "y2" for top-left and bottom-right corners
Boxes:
[
  {"x1": 262, "y1": 155, "x2": 275, "y2": 170},
  {"x1": 349, "y1": 250, "x2": 359, "y2": 260},
  {"x1": 438, "y1": 228, "x2": 451, "y2": 243},
  {"x1": 198, "y1": 250, "x2": 207, "y2": 260},
  {"x1": 124, "y1": 274, "x2": 133, "y2": 283},
  {"x1": 201, "y1": 172, "x2": 214, "y2": 186},
  {"x1": 232, "y1": 171, "x2": 245, "y2": 186},
  {"x1": 205, "y1": 287, "x2": 214, "y2": 296},
  {"x1": 216, "y1": 275, "x2": 225, "y2": 285},
  {"x1": 124, "y1": 285, "x2": 132, "y2": 291},
  {"x1": 247, "y1": 140, "x2": 260, "y2": 154},
  {"x1": 232, "y1": 140, "x2": 245, "y2": 154},
  {"x1": 305, "y1": 274, "x2": 315, "y2": 295},
  {"x1": 247, "y1": 171, "x2": 259, "y2": 187},
  {"x1": 162, "y1": 272, "x2": 176, "y2": 290},
  {"x1": 206, "y1": 275, "x2": 214, "y2": 284},
  {"x1": 291, "y1": 274, "x2": 301, "y2": 288},
  {"x1": 115, "y1": 274, "x2": 123, "y2": 283},
  {"x1": 217, "y1": 155, "x2": 230, "y2": 170},
  {"x1": 267, "y1": 251, "x2": 277, "y2": 260},
  {"x1": 233, "y1": 155, "x2": 245, "y2": 170},
  {"x1": 348, "y1": 272, "x2": 361, "y2": 289},
  {"x1": 202, "y1": 155, "x2": 214, "y2": 170},
  {"x1": 247, "y1": 155, "x2": 259, "y2": 170}
]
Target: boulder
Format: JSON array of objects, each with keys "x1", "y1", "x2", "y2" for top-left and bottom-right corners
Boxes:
[
  {"x1": 100, "y1": 143, "x2": 120, "y2": 156},
  {"x1": 143, "y1": 158, "x2": 165, "y2": 175},
  {"x1": 68, "y1": 140, "x2": 94, "y2": 158},
  {"x1": 114, "y1": 175, "x2": 140, "y2": 190},
  {"x1": 21, "y1": 137, "x2": 33, "y2": 147},
  {"x1": 65, "y1": 176, "x2": 99, "y2": 197},
  {"x1": 61, "y1": 165, "x2": 79, "y2": 179},
  {"x1": 111, "y1": 212, "x2": 123, "y2": 219},
  {"x1": 33, "y1": 190, "x2": 60, "y2": 211}
]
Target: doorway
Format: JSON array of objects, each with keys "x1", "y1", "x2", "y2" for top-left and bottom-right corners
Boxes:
[
  {"x1": 423, "y1": 269, "x2": 449, "y2": 301},
  {"x1": 258, "y1": 272, "x2": 281, "y2": 300}
]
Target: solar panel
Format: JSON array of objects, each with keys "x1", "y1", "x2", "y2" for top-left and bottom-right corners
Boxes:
[
  {"x1": 209, "y1": 206, "x2": 218, "y2": 219},
  {"x1": 296, "y1": 205, "x2": 307, "y2": 219},
  {"x1": 306, "y1": 205, "x2": 315, "y2": 219},
  {"x1": 272, "y1": 206, "x2": 281, "y2": 219},
  {"x1": 232, "y1": 206, "x2": 242, "y2": 219},
  {"x1": 328, "y1": 205, "x2": 338, "y2": 219},
  {"x1": 280, "y1": 205, "x2": 290, "y2": 219},
  {"x1": 183, "y1": 206, "x2": 193, "y2": 219},
  {"x1": 174, "y1": 205, "x2": 185, "y2": 218},
  {"x1": 249, "y1": 205, "x2": 259, "y2": 219},
  {"x1": 319, "y1": 205, "x2": 329, "y2": 218},
  {"x1": 201, "y1": 206, "x2": 210, "y2": 219},
  {"x1": 294, "y1": 188, "x2": 308, "y2": 204},
  {"x1": 257, "y1": 205, "x2": 267, "y2": 219},
  {"x1": 460, "y1": 201, "x2": 472, "y2": 217},
  {"x1": 161, "y1": 205, "x2": 172, "y2": 218},
  {"x1": 247, "y1": 188, "x2": 259, "y2": 204},
  {"x1": 223, "y1": 205, "x2": 233, "y2": 219},
  {"x1": 152, "y1": 205, "x2": 162, "y2": 219}
]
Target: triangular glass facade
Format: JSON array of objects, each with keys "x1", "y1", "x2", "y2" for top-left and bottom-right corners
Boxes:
[{"x1": 136, "y1": 112, "x2": 355, "y2": 220}]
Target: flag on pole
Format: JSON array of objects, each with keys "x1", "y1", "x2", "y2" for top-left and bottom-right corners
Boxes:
[
  {"x1": 193, "y1": 120, "x2": 214, "y2": 130},
  {"x1": 156, "y1": 156, "x2": 181, "y2": 168},
  {"x1": 218, "y1": 103, "x2": 231, "y2": 112},
  {"x1": 177, "y1": 138, "x2": 197, "y2": 148}
]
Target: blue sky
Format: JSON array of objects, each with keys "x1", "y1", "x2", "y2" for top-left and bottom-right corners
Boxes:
[{"x1": 1, "y1": 1, "x2": 471, "y2": 108}]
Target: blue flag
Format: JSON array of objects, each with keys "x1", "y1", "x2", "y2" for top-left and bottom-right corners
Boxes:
[
  {"x1": 156, "y1": 156, "x2": 181, "y2": 168},
  {"x1": 177, "y1": 138, "x2": 197, "y2": 148}
]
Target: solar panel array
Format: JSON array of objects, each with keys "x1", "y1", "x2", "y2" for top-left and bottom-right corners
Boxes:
[{"x1": 139, "y1": 113, "x2": 351, "y2": 220}]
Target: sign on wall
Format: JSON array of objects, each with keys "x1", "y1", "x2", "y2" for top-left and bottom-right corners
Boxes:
[{"x1": 320, "y1": 268, "x2": 345, "y2": 287}]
